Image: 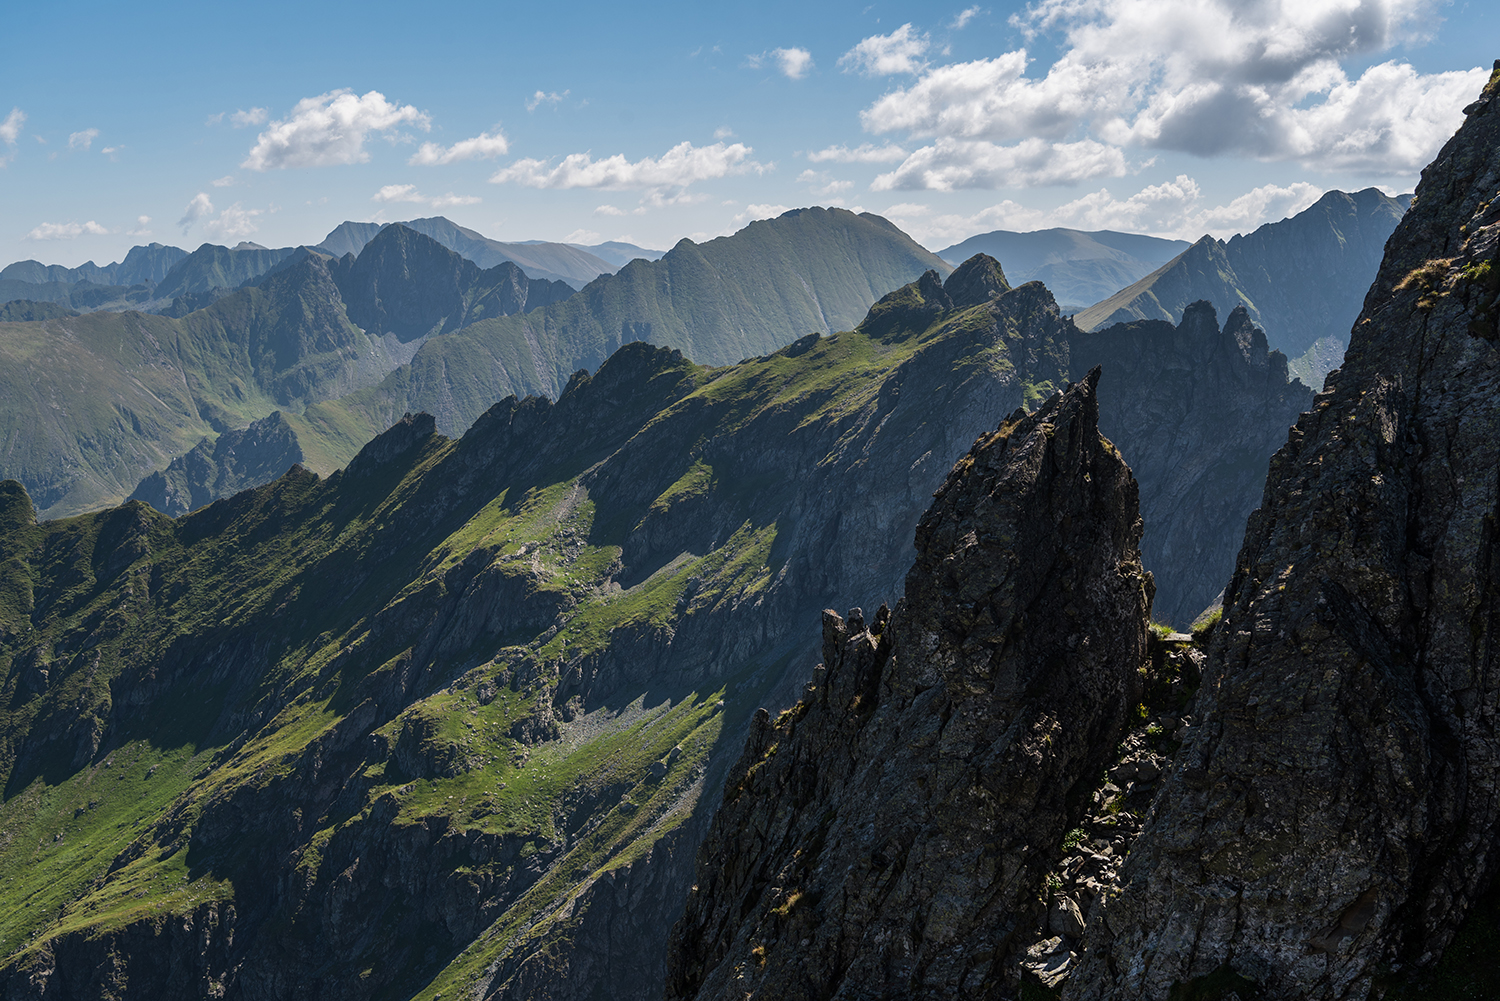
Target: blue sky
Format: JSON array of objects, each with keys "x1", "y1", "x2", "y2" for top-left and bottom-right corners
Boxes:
[{"x1": 1, "y1": 0, "x2": 1493, "y2": 268}]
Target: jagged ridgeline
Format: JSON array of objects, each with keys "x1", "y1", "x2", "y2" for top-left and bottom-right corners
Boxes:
[
  {"x1": 0, "y1": 258, "x2": 1068, "y2": 1000},
  {"x1": 668, "y1": 61, "x2": 1500, "y2": 1001},
  {"x1": 0, "y1": 208, "x2": 946, "y2": 520},
  {"x1": 666, "y1": 372, "x2": 1152, "y2": 999}
]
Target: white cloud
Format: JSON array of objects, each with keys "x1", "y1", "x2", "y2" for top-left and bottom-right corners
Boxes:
[
  {"x1": 491, "y1": 140, "x2": 764, "y2": 192},
  {"x1": 101, "y1": 145, "x2": 122, "y2": 159},
  {"x1": 526, "y1": 90, "x2": 569, "y2": 112},
  {"x1": 733, "y1": 203, "x2": 791, "y2": 224},
  {"x1": 1, "y1": 107, "x2": 24, "y2": 166},
  {"x1": 839, "y1": 24, "x2": 930, "y2": 76},
  {"x1": 883, "y1": 202, "x2": 931, "y2": 216},
  {"x1": 595, "y1": 204, "x2": 628, "y2": 216},
  {"x1": 714, "y1": 125, "x2": 736, "y2": 139},
  {"x1": 206, "y1": 203, "x2": 262, "y2": 242},
  {"x1": 807, "y1": 142, "x2": 909, "y2": 163},
  {"x1": 747, "y1": 48, "x2": 815, "y2": 80},
  {"x1": 25, "y1": 220, "x2": 110, "y2": 240},
  {"x1": 409, "y1": 130, "x2": 509, "y2": 165},
  {"x1": 231, "y1": 107, "x2": 269, "y2": 127},
  {"x1": 127, "y1": 215, "x2": 153, "y2": 236},
  {"x1": 873, "y1": 137, "x2": 1128, "y2": 190},
  {"x1": 241, "y1": 89, "x2": 430, "y2": 171},
  {"x1": 371, "y1": 183, "x2": 480, "y2": 208},
  {"x1": 212, "y1": 175, "x2": 235, "y2": 187},
  {"x1": 951, "y1": 6, "x2": 981, "y2": 29},
  {"x1": 178, "y1": 192, "x2": 214, "y2": 231},
  {"x1": 798, "y1": 169, "x2": 854, "y2": 197},
  {"x1": 853, "y1": 0, "x2": 1483, "y2": 177},
  {"x1": 564, "y1": 228, "x2": 602, "y2": 244},
  {"x1": 68, "y1": 128, "x2": 99, "y2": 151}
]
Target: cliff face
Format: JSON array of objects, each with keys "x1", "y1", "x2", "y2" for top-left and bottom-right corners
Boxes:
[
  {"x1": 666, "y1": 371, "x2": 1151, "y2": 1000},
  {"x1": 1072, "y1": 302, "x2": 1313, "y2": 624},
  {"x1": 1066, "y1": 62, "x2": 1500, "y2": 1000},
  {"x1": 127, "y1": 411, "x2": 304, "y2": 518}
]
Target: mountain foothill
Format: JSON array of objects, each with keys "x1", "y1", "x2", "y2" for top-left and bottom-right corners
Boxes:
[{"x1": 5, "y1": 67, "x2": 1495, "y2": 999}]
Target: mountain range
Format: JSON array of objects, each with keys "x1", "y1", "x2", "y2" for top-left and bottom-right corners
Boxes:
[
  {"x1": 0, "y1": 243, "x2": 1319, "y2": 998},
  {"x1": 1075, "y1": 187, "x2": 1410, "y2": 385},
  {"x1": 937, "y1": 228, "x2": 1190, "y2": 313},
  {"x1": 0, "y1": 209, "x2": 948, "y2": 519}
]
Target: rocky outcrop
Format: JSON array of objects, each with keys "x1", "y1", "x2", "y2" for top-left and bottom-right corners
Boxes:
[
  {"x1": 1065, "y1": 61, "x2": 1500, "y2": 1001},
  {"x1": 666, "y1": 371, "x2": 1151, "y2": 1000},
  {"x1": 1072, "y1": 301, "x2": 1313, "y2": 624},
  {"x1": 330, "y1": 224, "x2": 575, "y2": 342},
  {"x1": 128, "y1": 411, "x2": 305, "y2": 517}
]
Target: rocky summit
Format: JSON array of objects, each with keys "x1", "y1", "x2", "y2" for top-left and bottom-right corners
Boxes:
[
  {"x1": 665, "y1": 371, "x2": 1152, "y2": 999},
  {"x1": 1066, "y1": 61, "x2": 1500, "y2": 1000}
]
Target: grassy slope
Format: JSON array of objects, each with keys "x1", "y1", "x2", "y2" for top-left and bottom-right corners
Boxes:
[
  {"x1": 0, "y1": 260, "x2": 1039, "y2": 997},
  {"x1": 1, "y1": 210, "x2": 948, "y2": 523},
  {"x1": 303, "y1": 208, "x2": 952, "y2": 443}
]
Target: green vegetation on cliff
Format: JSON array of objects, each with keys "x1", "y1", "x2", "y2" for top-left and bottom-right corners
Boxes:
[{"x1": 0, "y1": 255, "x2": 1066, "y2": 1000}]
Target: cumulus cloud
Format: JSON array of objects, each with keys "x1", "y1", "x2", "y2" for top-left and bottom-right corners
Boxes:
[
  {"x1": 563, "y1": 228, "x2": 602, "y2": 244},
  {"x1": 409, "y1": 130, "x2": 509, "y2": 165},
  {"x1": 799, "y1": 169, "x2": 854, "y2": 197},
  {"x1": 839, "y1": 24, "x2": 930, "y2": 76},
  {"x1": 951, "y1": 6, "x2": 981, "y2": 29},
  {"x1": 68, "y1": 128, "x2": 99, "y2": 151},
  {"x1": 873, "y1": 137, "x2": 1128, "y2": 190},
  {"x1": 206, "y1": 203, "x2": 263, "y2": 242},
  {"x1": 491, "y1": 140, "x2": 764, "y2": 193},
  {"x1": 231, "y1": 107, "x2": 269, "y2": 127},
  {"x1": 0, "y1": 107, "x2": 23, "y2": 165},
  {"x1": 241, "y1": 90, "x2": 430, "y2": 171},
  {"x1": 127, "y1": 215, "x2": 153, "y2": 236},
  {"x1": 25, "y1": 220, "x2": 110, "y2": 240},
  {"x1": 212, "y1": 175, "x2": 236, "y2": 187},
  {"x1": 733, "y1": 203, "x2": 791, "y2": 224},
  {"x1": 747, "y1": 48, "x2": 815, "y2": 80},
  {"x1": 903, "y1": 175, "x2": 1327, "y2": 246},
  {"x1": 371, "y1": 183, "x2": 481, "y2": 207},
  {"x1": 526, "y1": 90, "x2": 569, "y2": 112},
  {"x1": 853, "y1": 0, "x2": 1484, "y2": 178},
  {"x1": 179, "y1": 192, "x2": 214, "y2": 231},
  {"x1": 595, "y1": 204, "x2": 628, "y2": 216},
  {"x1": 806, "y1": 142, "x2": 909, "y2": 163}
]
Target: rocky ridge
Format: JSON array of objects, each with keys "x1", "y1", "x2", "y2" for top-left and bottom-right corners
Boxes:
[
  {"x1": 1063, "y1": 60, "x2": 1500, "y2": 1001},
  {"x1": 665, "y1": 371, "x2": 1152, "y2": 1000}
]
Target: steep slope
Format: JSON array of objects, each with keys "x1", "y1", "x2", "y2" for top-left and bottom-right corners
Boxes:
[
  {"x1": 938, "y1": 228, "x2": 1189, "y2": 312},
  {"x1": 308, "y1": 207, "x2": 953, "y2": 440},
  {"x1": 126, "y1": 411, "x2": 305, "y2": 517},
  {"x1": 0, "y1": 258, "x2": 1073, "y2": 1001},
  {"x1": 316, "y1": 217, "x2": 618, "y2": 288},
  {"x1": 666, "y1": 371, "x2": 1151, "y2": 1001},
  {"x1": 153, "y1": 243, "x2": 300, "y2": 300},
  {"x1": 0, "y1": 231, "x2": 578, "y2": 519},
  {"x1": 1075, "y1": 189, "x2": 1408, "y2": 386},
  {"x1": 1070, "y1": 302, "x2": 1313, "y2": 624},
  {"x1": 1066, "y1": 61, "x2": 1500, "y2": 1001},
  {"x1": 329, "y1": 224, "x2": 574, "y2": 340},
  {"x1": 0, "y1": 255, "x2": 410, "y2": 518}
]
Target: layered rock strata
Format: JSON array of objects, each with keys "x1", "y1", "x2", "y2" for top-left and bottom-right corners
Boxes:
[
  {"x1": 666, "y1": 370, "x2": 1152, "y2": 999},
  {"x1": 1066, "y1": 61, "x2": 1500, "y2": 1001}
]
